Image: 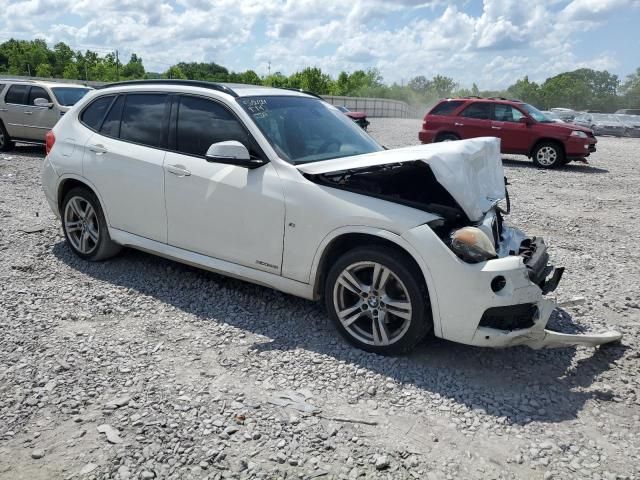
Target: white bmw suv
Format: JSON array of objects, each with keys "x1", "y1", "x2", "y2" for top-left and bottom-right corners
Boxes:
[{"x1": 41, "y1": 80, "x2": 620, "y2": 354}]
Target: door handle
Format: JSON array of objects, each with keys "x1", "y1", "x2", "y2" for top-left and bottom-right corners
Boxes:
[
  {"x1": 88, "y1": 144, "x2": 108, "y2": 155},
  {"x1": 454, "y1": 122, "x2": 464, "y2": 126},
  {"x1": 167, "y1": 164, "x2": 191, "y2": 176},
  {"x1": 0, "y1": 108, "x2": 7, "y2": 112},
  {"x1": 491, "y1": 126, "x2": 501, "y2": 130},
  {"x1": 24, "y1": 111, "x2": 33, "y2": 115}
]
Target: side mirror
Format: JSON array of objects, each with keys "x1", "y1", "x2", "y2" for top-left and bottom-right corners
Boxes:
[
  {"x1": 205, "y1": 141, "x2": 266, "y2": 169},
  {"x1": 519, "y1": 116, "x2": 533, "y2": 126},
  {"x1": 34, "y1": 98, "x2": 54, "y2": 109}
]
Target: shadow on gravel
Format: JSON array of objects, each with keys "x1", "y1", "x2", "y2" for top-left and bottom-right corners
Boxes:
[
  {"x1": 4, "y1": 144, "x2": 46, "y2": 159},
  {"x1": 52, "y1": 241, "x2": 627, "y2": 427},
  {"x1": 502, "y1": 157, "x2": 609, "y2": 174}
]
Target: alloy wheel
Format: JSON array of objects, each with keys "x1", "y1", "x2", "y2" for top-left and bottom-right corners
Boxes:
[
  {"x1": 333, "y1": 261, "x2": 412, "y2": 346},
  {"x1": 536, "y1": 146, "x2": 557, "y2": 166},
  {"x1": 64, "y1": 196, "x2": 100, "y2": 255}
]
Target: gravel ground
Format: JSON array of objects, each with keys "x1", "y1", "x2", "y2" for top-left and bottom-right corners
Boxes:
[{"x1": 0, "y1": 118, "x2": 639, "y2": 480}]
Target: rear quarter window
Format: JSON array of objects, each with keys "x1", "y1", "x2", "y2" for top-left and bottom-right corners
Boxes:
[
  {"x1": 80, "y1": 96, "x2": 116, "y2": 131},
  {"x1": 429, "y1": 100, "x2": 464, "y2": 116}
]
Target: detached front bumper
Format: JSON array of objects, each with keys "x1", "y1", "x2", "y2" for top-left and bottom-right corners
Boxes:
[{"x1": 404, "y1": 221, "x2": 622, "y2": 349}]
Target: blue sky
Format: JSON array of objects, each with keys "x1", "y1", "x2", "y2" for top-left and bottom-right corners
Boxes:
[{"x1": 1, "y1": 0, "x2": 639, "y2": 88}]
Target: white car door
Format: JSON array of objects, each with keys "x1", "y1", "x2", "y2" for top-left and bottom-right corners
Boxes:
[
  {"x1": 163, "y1": 94, "x2": 285, "y2": 274},
  {"x1": 82, "y1": 93, "x2": 168, "y2": 243}
]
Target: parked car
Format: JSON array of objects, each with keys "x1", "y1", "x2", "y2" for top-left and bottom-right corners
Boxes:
[
  {"x1": 0, "y1": 79, "x2": 91, "y2": 151},
  {"x1": 418, "y1": 97, "x2": 596, "y2": 168},
  {"x1": 41, "y1": 80, "x2": 620, "y2": 354},
  {"x1": 540, "y1": 111, "x2": 565, "y2": 123},
  {"x1": 616, "y1": 114, "x2": 640, "y2": 137},
  {"x1": 615, "y1": 109, "x2": 640, "y2": 115},
  {"x1": 550, "y1": 107, "x2": 577, "y2": 122},
  {"x1": 573, "y1": 113, "x2": 626, "y2": 137},
  {"x1": 336, "y1": 105, "x2": 370, "y2": 130}
]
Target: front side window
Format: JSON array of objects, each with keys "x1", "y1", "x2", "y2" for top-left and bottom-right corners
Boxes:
[
  {"x1": 120, "y1": 94, "x2": 168, "y2": 148},
  {"x1": 492, "y1": 104, "x2": 524, "y2": 122},
  {"x1": 5, "y1": 84, "x2": 29, "y2": 104},
  {"x1": 238, "y1": 96, "x2": 382, "y2": 164},
  {"x1": 51, "y1": 87, "x2": 91, "y2": 106},
  {"x1": 519, "y1": 103, "x2": 553, "y2": 123},
  {"x1": 459, "y1": 102, "x2": 491, "y2": 120},
  {"x1": 80, "y1": 95, "x2": 115, "y2": 131},
  {"x1": 176, "y1": 96, "x2": 249, "y2": 157},
  {"x1": 28, "y1": 86, "x2": 51, "y2": 106}
]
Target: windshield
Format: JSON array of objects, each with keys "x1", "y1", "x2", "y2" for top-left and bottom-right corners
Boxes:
[
  {"x1": 520, "y1": 103, "x2": 554, "y2": 123},
  {"x1": 51, "y1": 87, "x2": 91, "y2": 106},
  {"x1": 238, "y1": 96, "x2": 382, "y2": 164}
]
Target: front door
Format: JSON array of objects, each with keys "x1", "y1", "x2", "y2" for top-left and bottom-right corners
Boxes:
[
  {"x1": 490, "y1": 103, "x2": 534, "y2": 153},
  {"x1": 23, "y1": 86, "x2": 59, "y2": 141},
  {"x1": 163, "y1": 94, "x2": 285, "y2": 273}
]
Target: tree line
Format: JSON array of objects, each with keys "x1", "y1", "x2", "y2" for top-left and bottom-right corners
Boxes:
[{"x1": 1, "y1": 39, "x2": 639, "y2": 112}]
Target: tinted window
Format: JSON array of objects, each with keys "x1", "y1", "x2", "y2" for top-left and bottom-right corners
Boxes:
[
  {"x1": 430, "y1": 100, "x2": 464, "y2": 116},
  {"x1": 51, "y1": 87, "x2": 91, "y2": 106},
  {"x1": 492, "y1": 104, "x2": 524, "y2": 122},
  {"x1": 176, "y1": 96, "x2": 249, "y2": 157},
  {"x1": 120, "y1": 94, "x2": 168, "y2": 148},
  {"x1": 81, "y1": 96, "x2": 115, "y2": 131},
  {"x1": 460, "y1": 102, "x2": 491, "y2": 119},
  {"x1": 100, "y1": 95, "x2": 124, "y2": 138},
  {"x1": 28, "y1": 86, "x2": 51, "y2": 105},
  {"x1": 5, "y1": 84, "x2": 29, "y2": 104}
]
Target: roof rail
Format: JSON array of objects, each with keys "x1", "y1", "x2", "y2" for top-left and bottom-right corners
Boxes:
[
  {"x1": 99, "y1": 79, "x2": 239, "y2": 97},
  {"x1": 0, "y1": 78, "x2": 36, "y2": 83},
  {"x1": 463, "y1": 95, "x2": 482, "y2": 99},
  {"x1": 280, "y1": 87, "x2": 325, "y2": 100}
]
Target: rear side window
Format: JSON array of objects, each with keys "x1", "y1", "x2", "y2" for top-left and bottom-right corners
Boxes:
[
  {"x1": 81, "y1": 96, "x2": 115, "y2": 131},
  {"x1": 176, "y1": 95, "x2": 249, "y2": 157},
  {"x1": 28, "y1": 86, "x2": 51, "y2": 105},
  {"x1": 100, "y1": 96, "x2": 124, "y2": 138},
  {"x1": 120, "y1": 94, "x2": 168, "y2": 148},
  {"x1": 492, "y1": 104, "x2": 524, "y2": 122},
  {"x1": 429, "y1": 100, "x2": 464, "y2": 116},
  {"x1": 5, "y1": 84, "x2": 29, "y2": 104},
  {"x1": 460, "y1": 102, "x2": 491, "y2": 120}
]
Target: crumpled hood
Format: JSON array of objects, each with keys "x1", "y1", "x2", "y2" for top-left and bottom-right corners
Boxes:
[{"x1": 297, "y1": 137, "x2": 505, "y2": 222}]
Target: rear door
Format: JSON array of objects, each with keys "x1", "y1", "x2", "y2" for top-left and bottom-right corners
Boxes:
[
  {"x1": 1, "y1": 84, "x2": 30, "y2": 138},
  {"x1": 23, "y1": 86, "x2": 59, "y2": 141},
  {"x1": 82, "y1": 93, "x2": 169, "y2": 243},
  {"x1": 490, "y1": 103, "x2": 535, "y2": 154},
  {"x1": 456, "y1": 102, "x2": 493, "y2": 139}
]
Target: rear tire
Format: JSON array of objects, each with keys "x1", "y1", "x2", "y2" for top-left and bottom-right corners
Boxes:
[
  {"x1": 0, "y1": 122, "x2": 15, "y2": 152},
  {"x1": 436, "y1": 133, "x2": 460, "y2": 142},
  {"x1": 62, "y1": 187, "x2": 121, "y2": 261},
  {"x1": 324, "y1": 246, "x2": 432, "y2": 355},
  {"x1": 532, "y1": 141, "x2": 564, "y2": 169}
]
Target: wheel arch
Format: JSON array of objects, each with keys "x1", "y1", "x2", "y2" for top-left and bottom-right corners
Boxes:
[
  {"x1": 435, "y1": 131, "x2": 460, "y2": 142},
  {"x1": 310, "y1": 227, "x2": 441, "y2": 334},
  {"x1": 529, "y1": 137, "x2": 565, "y2": 158},
  {"x1": 57, "y1": 175, "x2": 111, "y2": 225}
]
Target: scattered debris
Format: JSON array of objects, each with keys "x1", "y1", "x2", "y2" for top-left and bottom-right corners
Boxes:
[{"x1": 96, "y1": 424, "x2": 123, "y2": 444}]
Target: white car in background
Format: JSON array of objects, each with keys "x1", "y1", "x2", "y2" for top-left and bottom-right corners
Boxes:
[{"x1": 41, "y1": 80, "x2": 621, "y2": 355}]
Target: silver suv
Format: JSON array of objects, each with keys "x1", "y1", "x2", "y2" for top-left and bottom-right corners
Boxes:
[{"x1": 0, "y1": 79, "x2": 92, "y2": 151}]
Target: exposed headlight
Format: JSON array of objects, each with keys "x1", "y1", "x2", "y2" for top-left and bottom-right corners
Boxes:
[
  {"x1": 571, "y1": 130, "x2": 588, "y2": 138},
  {"x1": 450, "y1": 227, "x2": 497, "y2": 263}
]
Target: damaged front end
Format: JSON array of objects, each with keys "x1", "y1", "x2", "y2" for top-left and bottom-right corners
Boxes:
[{"x1": 299, "y1": 138, "x2": 621, "y2": 349}]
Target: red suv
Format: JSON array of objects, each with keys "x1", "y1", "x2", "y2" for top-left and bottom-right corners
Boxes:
[{"x1": 419, "y1": 98, "x2": 597, "y2": 168}]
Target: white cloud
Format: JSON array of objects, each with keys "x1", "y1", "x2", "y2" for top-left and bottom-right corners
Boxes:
[{"x1": 0, "y1": 0, "x2": 636, "y2": 88}]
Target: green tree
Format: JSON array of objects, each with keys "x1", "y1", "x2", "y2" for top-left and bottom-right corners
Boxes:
[
  {"x1": 621, "y1": 67, "x2": 640, "y2": 107},
  {"x1": 164, "y1": 65, "x2": 186, "y2": 79},
  {"x1": 62, "y1": 63, "x2": 79, "y2": 79},
  {"x1": 35, "y1": 63, "x2": 53, "y2": 77},
  {"x1": 122, "y1": 53, "x2": 145, "y2": 79},
  {"x1": 506, "y1": 76, "x2": 541, "y2": 105}
]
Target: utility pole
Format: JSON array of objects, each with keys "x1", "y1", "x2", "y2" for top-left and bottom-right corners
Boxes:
[
  {"x1": 85, "y1": 64, "x2": 89, "y2": 81},
  {"x1": 268, "y1": 61, "x2": 271, "y2": 76},
  {"x1": 115, "y1": 50, "x2": 120, "y2": 80},
  {"x1": 27, "y1": 63, "x2": 31, "y2": 77}
]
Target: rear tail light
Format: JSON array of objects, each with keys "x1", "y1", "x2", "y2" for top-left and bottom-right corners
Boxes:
[{"x1": 45, "y1": 130, "x2": 55, "y2": 155}]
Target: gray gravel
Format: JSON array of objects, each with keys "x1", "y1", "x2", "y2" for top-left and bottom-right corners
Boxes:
[{"x1": 1, "y1": 119, "x2": 639, "y2": 480}]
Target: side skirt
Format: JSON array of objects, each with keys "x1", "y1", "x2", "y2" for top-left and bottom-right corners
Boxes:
[{"x1": 109, "y1": 228, "x2": 316, "y2": 300}]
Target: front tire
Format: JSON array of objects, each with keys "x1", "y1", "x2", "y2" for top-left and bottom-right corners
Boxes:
[
  {"x1": 324, "y1": 246, "x2": 432, "y2": 355},
  {"x1": 62, "y1": 187, "x2": 121, "y2": 261},
  {"x1": 436, "y1": 133, "x2": 459, "y2": 142},
  {"x1": 0, "y1": 122, "x2": 15, "y2": 152},
  {"x1": 532, "y1": 142, "x2": 564, "y2": 169}
]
